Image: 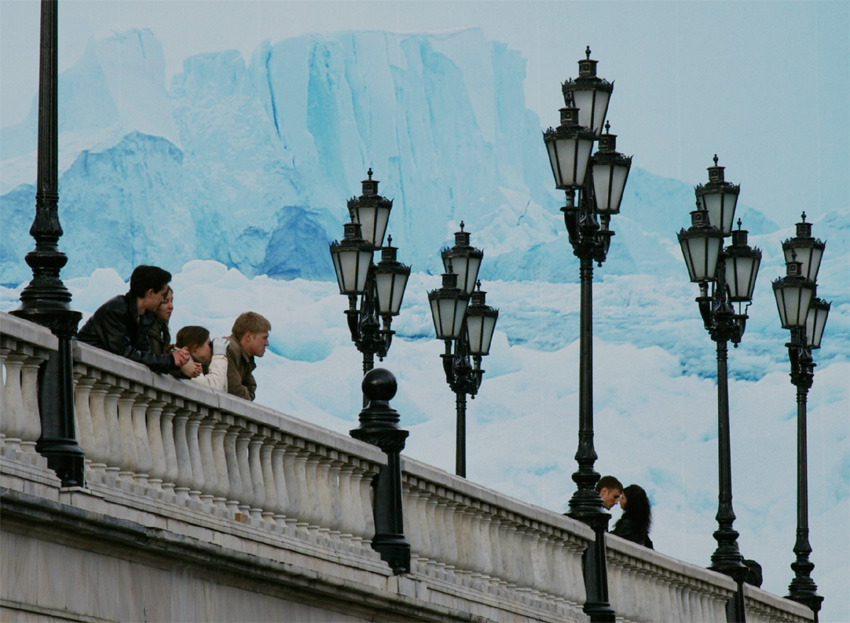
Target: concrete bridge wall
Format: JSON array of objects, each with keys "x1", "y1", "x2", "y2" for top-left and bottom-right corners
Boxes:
[{"x1": 0, "y1": 312, "x2": 813, "y2": 623}]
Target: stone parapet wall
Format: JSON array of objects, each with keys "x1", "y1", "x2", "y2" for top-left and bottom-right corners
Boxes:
[{"x1": 0, "y1": 312, "x2": 813, "y2": 622}]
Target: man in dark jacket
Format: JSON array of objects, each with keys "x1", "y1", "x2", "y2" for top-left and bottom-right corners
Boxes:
[{"x1": 77, "y1": 265, "x2": 190, "y2": 373}]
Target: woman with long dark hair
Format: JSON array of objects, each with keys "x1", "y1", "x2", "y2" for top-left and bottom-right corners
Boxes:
[
  {"x1": 612, "y1": 484, "x2": 653, "y2": 549},
  {"x1": 148, "y1": 286, "x2": 174, "y2": 354}
]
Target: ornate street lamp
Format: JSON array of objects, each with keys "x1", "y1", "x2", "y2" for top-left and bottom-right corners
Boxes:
[
  {"x1": 10, "y1": 0, "x2": 85, "y2": 488},
  {"x1": 428, "y1": 224, "x2": 498, "y2": 478},
  {"x1": 677, "y1": 157, "x2": 761, "y2": 621},
  {"x1": 330, "y1": 170, "x2": 411, "y2": 393},
  {"x1": 773, "y1": 213, "x2": 827, "y2": 621},
  {"x1": 543, "y1": 48, "x2": 631, "y2": 623}
]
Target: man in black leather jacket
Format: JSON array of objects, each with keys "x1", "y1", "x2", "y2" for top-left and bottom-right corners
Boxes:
[{"x1": 77, "y1": 265, "x2": 190, "y2": 373}]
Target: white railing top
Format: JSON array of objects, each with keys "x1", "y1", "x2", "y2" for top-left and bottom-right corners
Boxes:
[
  {"x1": 404, "y1": 454, "x2": 596, "y2": 541},
  {"x1": 1, "y1": 311, "x2": 57, "y2": 351}
]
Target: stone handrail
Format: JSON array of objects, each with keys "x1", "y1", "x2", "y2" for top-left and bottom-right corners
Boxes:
[{"x1": 0, "y1": 311, "x2": 814, "y2": 622}]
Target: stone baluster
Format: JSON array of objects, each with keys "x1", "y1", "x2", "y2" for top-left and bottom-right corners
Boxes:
[
  {"x1": 1, "y1": 351, "x2": 26, "y2": 453},
  {"x1": 474, "y1": 505, "x2": 494, "y2": 580},
  {"x1": 259, "y1": 431, "x2": 278, "y2": 523},
  {"x1": 326, "y1": 454, "x2": 344, "y2": 540},
  {"x1": 486, "y1": 511, "x2": 504, "y2": 586},
  {"x1": 111, "y1": 388, "x2": 136, "y2": 480},
  {"x1": 517, "y1": 524, "x2": 540, "y2": 593},
  {"x1": 453, "y1": 502, "x2": 473, "y2": 577},
  {"x1": 247, "y1": 429, "x2": 266, "y2": 519},
  {"x1": 144, "y1": 397, "x2": 167, "y2": 492},
  {"x1": 85, "y1": 379, "x2": 110, "y2": 480},
  {"x1": 211, "y1": 419, "x2": 230, "y2": 509},
  {"x1": 281, "y1": 437, "x2": 305, "y2": 530},
  {"x1": 344, "y1": 458, "x2": 368, "y2": 548},
  {"x1": 402, "y1": 482, "x2": 423, "y2": 564},
  {"x1": 657, "y1": 575, "x2": 675, "y2": 622},
  {"x1": 302, "y1": 445, "x2": 323, "y2": 532},
  {"x1": 196, "y1": 412, "x2": 217, "y2": 505},
  {"x1": 313, "y1": 449, "x2": 334, "y2": 536},
  {"x1": 222, "y1": 419, "x2": 243, "y2": 514},
  {"x1": 620, "y1": 561, "x2": 639, "y2": 619},
  {"x1": 115, "y1": 386, "x2": 139, "y2": 480},
  {"x1": 355, "y1": 459, "x2": 378, "y2": 548},
  {"x1": 19, "y1": 353, "x2": 46, "y2": 454},
  {"x1": 158, "y1": 401, "x2": 179, "y2": 495},
  {"x1": 420, "y1": 487, "x2": 441, "y2": 568},
  {"x1": 538, "y1": 530, "x2": 558, "y2": 599},
  {"x1": 442, "y1": 499, "x2": 461, "y2": 572},
  {"x1": 130, "y1": 392, "x2": 153, "y2": 486},
  {"x1": 171, "y1": 403, "x2": 194, "y2": 501},
  {"x1": 424, "y1": 487, "x2": 445, "y2": 573},
  {"x1": 72, "y1": 372, "x2": 96, "y2": 459},
  {"x1": 235, "y1": 423, "x2": 255, "y2": 515},
  {"x1": 493, "y1": 516, "x2": 513, "y2": 588},
  {"x1": 693, "y1": 583, "x2": 708, "y2": 623},
  {"x1": 185, "y1": 408, "x2": 205, "y2": 501},
  {"x1": 670, "y1": 577, "x2": 687, "y2": 621},
  {"x1": 502, "y1": 518, "x2": 522, "y2": 588},
  {"x1": 270, "y1": 434, "x2": 290, "y2": 528},
  {"x1": 336, "y1": 461, "x2": 357, "y2": 547},
  {"x1": 547, "y1": 533, "x2": 569, "y2": 603},
  {"x1": 292, "y1": 443, "x2": 313, "y2": 531}
]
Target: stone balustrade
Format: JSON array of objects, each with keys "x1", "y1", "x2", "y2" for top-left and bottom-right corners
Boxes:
[
  {"x1": 0, "y1": 311, "x2": 814, "y2": 622},
  {"x1": 606, "y1": 532, "x2": 737, "y2": 622},
  {"x1": 402, "y1": 456, "x2": 592, "y2": 619},
  {"x1": 69, "y1": 325, "x2": 386, "y2": 556}
]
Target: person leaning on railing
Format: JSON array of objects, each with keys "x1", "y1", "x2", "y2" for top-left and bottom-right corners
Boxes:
[
  {"x1": 225, "y1": 311, "x2": 271, "y2": 401},
  {"x1": 170, "y1": 325, "x2": 229, "y2": 392},
  {"x1": 76, "y1": 265, "x2": 190, "y2": 373}
]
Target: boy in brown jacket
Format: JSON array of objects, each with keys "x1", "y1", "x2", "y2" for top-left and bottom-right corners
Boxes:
[{"x1": 225, "y1": 312, "x2": 271, "y2": 401}]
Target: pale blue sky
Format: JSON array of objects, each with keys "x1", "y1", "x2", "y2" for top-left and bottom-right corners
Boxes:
[{"x1": 2, "y1": 0, "x2": 848, "y2": 225}]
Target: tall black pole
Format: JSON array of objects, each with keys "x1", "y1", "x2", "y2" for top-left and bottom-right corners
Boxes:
[
  {"x1": 569, "y1": 255, "x2": 602, "y2": 516},
  {"x1": 11, "y1": 0, "x2": 85, "y2": 488},
  {"x1": 711, "y1": 337, "x2": 747, "y2": 622},
  {"x1": 568, "y1": 254, "x2": 614, "y2": 623},
  {"x1": 455, "y1": 390, "x2": 467, "y2": 478},
  {"x1": 786, "y1": 329, "x2": 823, "y2": 620},
  {"x1": 703, "y1": 260, "x2": 748, "y2": 623}
]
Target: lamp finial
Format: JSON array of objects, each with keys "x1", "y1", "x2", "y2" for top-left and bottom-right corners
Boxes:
[
  {"x1": 713, "y1": 154, "x2": 719, "y2": 167},
  {"x1": 460, "y1": 220, "x2": 465, "y2": 232},
  {"x1": 801, "y1": 211, "x2": 807, "y2": 222},
  {"x1": 367, "y1": 167, "x2": 373, "y2": 180},
  {"x1": 585, "y1": 46, "x2": 591, "y2": 59}
]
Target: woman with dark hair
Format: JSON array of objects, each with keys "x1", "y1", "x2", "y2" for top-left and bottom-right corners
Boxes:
[
  {"x1": 612, "y1": 484, "x2": 653, "y2": 549},
  {"x1": 148, "y1": 286, "x2": 174, "y2": 354}
]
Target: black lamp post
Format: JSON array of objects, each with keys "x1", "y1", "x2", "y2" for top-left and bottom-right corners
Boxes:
[
  {"x1": 678, "y1": 156, "x2": 762, "y2": 621},
  {"x1": 10, "y1": 0, "x2": 85, "y2": 488},
  {"x1": 773, "y1": 213, "x2": 827, "y2": 621},
  {"x1": 330, "y1": 170, "x2": 411, "y2": 396},
  {"x1": 427, "y1": 224, "x2": 498, "y2": 478},
  {"x1": 543, "y1": 48, "x2": 632, "y2": 623}
]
